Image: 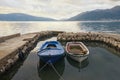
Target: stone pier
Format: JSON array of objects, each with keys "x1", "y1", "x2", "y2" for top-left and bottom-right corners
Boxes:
[
  {"x1": 0, "y1": 31, "x2": 63, "y2": 74},
  {"x1": 57, "y1": 32, "x2": 120, "y2": 51}
]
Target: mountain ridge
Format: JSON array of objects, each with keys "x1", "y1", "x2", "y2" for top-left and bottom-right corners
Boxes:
[
  {"x1": 0, "y1": 13, "x2": 55, "y2": 21},
  {"x1": 68, "y1": 6, "x2": 120, "y2": 21}
]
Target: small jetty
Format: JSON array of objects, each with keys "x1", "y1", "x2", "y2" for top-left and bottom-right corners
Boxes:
[{"x1": 0, "y1": 31, "x2": 120, "y2": 74}]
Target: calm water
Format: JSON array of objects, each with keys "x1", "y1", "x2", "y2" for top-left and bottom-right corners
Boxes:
[
  {"x1": 0, "y1": 21, "x2": 120, "y2": 80},
  {"x1": 1, "y1": 37, "x2": 120, "y2": 80},
  {"x1": 0, "y1": 21, "x2": 120, "y2": 36}
]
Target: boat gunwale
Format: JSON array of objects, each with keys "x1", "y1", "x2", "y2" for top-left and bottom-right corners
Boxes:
[
  {"x1": 39, "y1": 53, "x2": 65, "y2": 57},
  {"x1": 37, "y1": 41, "x2": 65, "y2": 56},
  {"x1": 66, "y1": 42, "x2": 89, "y2": 56}
]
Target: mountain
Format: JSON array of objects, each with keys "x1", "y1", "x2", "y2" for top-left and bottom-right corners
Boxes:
[
  {"x1": 68, "y1": 6, "x2": 120, "y2": 21},
  {"x1": 0, "y1": 13, "x2": 55, "y2": 21}
]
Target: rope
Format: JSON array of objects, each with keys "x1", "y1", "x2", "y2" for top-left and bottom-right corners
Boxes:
[
  {"x1": 79, "y1": 56, "x2": 81, "y2": 72},
  {"x1": 50, "y1": 62, "x2": 65, "y2": 80},
  {"x1": 39, "y1": 60, "x2": 65, "y2": 80},
  {"x1": 39, "y1": 61, "x2": 48, "y2": 71}
]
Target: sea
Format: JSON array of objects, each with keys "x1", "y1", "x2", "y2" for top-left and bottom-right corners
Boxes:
[
  {"x1": 0, "y1": 21, "x2": 120, "y2": 36},
  {"x1": 0, "y1": 21, "x2": 120, "y2": 80}
]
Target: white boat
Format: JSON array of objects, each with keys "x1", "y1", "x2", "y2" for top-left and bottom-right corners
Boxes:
[{"x1": 66, "y1": 42, "x2": 89, "y2": 62}]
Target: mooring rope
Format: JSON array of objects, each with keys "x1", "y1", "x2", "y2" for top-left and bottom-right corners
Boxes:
[
  {"x1": 79, "y1": 56, "x2": 81, "y2": 72},
  {"x1": 39, "y1": 60, "x2": 65, "y2": 80},
  {"x1": 50, "y1": 62, "x2": 65, "y2": 80},
  {"x1": 39, "y1": 62, "x2": 48, "y2": 71}
]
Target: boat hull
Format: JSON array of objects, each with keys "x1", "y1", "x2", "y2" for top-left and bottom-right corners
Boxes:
[
  {"x1": 39, "y1": 54, "x2": 65, "y2": 64},
  {"x1": 67, "y1": 53, "x2": 88, "y2": 62}
]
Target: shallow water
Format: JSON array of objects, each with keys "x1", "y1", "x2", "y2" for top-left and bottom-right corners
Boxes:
[{"x1": 1, "y1": 37, "x2": 120, "y2": 80}]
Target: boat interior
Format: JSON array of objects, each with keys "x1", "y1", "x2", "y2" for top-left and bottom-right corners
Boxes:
[
  {"x1": 67, "y1": 43, "x2": 87, "y2": 55},
  {"x1": 47, "y1": 44, "x2": 57, "y2": 48}
]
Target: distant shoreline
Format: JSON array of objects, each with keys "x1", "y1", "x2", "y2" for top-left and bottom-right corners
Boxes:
[{"x1": 0, "y1": 20, "x2": 120, "y2": 22}]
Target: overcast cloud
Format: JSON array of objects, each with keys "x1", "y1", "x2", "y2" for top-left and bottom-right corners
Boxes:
[{"x1": 0, "y1": 0, "x2": 120, "y2": 19}]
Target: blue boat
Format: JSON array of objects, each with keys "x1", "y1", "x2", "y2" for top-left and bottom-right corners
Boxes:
[{"x1": 37, "y1": 41, "x2": 65, "y2": 64}]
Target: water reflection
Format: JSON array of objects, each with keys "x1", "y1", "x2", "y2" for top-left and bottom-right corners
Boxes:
[
  {"x1": 66, "y1": 56, "x2": 89, "y2": 72},
  {"x1": 84, "y1": 42, "x2": 120, "y2": 57},
  {"x1": 37, "y1": 58, "x2": 65, "y2": 80},
  {"x1": 0, "y1": 61, "x2": 24, "y2": 80}
]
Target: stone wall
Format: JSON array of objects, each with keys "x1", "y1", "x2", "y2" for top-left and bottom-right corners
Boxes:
[{"x1": 57, "y1": 32, "x2": 120, "y2": 51}]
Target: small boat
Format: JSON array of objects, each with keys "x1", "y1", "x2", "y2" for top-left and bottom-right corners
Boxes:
[
  {"x1": 66, "y1": 42, "x2": 89, "y2": 62},
  {"x1": 37, "y1": 41, "x2": 65, "y2": 64}
]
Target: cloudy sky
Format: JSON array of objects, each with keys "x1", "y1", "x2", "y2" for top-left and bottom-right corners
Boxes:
[{"x1": 0, "y1": 0, "x2": 120, "y2": 19}]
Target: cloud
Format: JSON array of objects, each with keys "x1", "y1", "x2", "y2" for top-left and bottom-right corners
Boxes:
[
  {"x1": 0, "y1": 0, "x2": 120, "y2": 19},
  {"x1": 110, "y1": 0, "x2": 120, "y2": 1}
]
